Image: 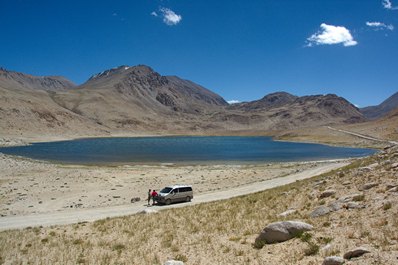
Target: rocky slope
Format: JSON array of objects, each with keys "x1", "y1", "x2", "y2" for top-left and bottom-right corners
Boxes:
[
  {"x1": 0, "y1": 65, "x2": 371, "y2": 140},
  {"x1": 0, "y1": 67, "x2": 75, "y2": 91},
  {"x1": 361, "y1": 91, "x2": 398, "y2": 120}
]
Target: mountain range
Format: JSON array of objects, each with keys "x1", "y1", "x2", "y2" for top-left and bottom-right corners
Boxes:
[{"x1": 0, "y1": 65, "x2": 396, "y2": 141}]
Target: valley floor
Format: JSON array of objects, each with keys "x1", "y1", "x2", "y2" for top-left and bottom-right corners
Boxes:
[{"x1": 0, "y1": 152, "x2": 346, "y2": 228}]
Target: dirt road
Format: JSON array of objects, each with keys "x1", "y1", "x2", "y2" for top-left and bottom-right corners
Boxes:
[{"x1": 0, "y1": 161, "x2": 347, "y2": 231}]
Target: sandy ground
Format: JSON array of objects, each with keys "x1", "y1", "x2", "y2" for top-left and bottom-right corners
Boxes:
[{"x1": 0, "y1": 152, "x2": 348, "y2": 230}]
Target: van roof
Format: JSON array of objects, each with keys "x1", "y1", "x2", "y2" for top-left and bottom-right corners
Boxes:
[{"x1": 167, "y1": 184, "x2": 192, "y2": 189}]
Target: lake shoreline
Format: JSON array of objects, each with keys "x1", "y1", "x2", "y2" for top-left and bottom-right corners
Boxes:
[{"x1": 0, "y1": 136, "x2": 375, "y2": 166}]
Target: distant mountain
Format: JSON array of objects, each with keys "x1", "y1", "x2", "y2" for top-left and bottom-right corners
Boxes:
[
  {"x1": 360, "y1": 92, "x2": 398, "y2": 120},
  {"x1": 221, "y1": 93, "x2": 365, "y2": 131},
  {"x1": 0, "y1": 65, "x2": 369, "y2": 138},
  {"x1": 0, "y1": 67, "x2": 75, "y2": 91},
  {"x1": 231, "y1": 92, "x2": 298, "y2": 111}
]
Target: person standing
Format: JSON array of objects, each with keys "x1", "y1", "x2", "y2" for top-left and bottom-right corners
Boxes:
[
  {"x1": 151, "y1": 189, "x2": 158, "y2": 205},
  {"x1": 147, "y1": 189, "x2": 152, "y2": 206}
]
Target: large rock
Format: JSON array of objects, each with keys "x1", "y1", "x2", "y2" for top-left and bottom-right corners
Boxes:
[
  {"x1": 343, "y1": 247, "x2": 370, "y2": 259},
  {"x1": 322, "y1": 256, "x2": 345, "y2": 265},
  {"x1": 164, "y1": 261, "x2": 184, "y2": 265},
  {"x1": 255, "y1": 221, "x2": 313, "y2": 246},
  {"x1": 310, "y1": 206, "x2": 331, "y2": 218}
]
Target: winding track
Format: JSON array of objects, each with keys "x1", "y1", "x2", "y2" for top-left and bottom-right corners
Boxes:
[
  {"x1": 327, "y1": 126, "x2": 398, "y2": 145},
  {"x1": 0, "y1": 161, "x2": 348, "y2": 231}
]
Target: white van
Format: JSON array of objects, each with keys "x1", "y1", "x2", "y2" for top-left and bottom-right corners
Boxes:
[{"x1": 156, "y1": 185, "x2": 193, "y2": 205}]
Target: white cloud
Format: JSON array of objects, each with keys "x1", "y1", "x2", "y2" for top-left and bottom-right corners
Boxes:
[
  {"x1": 366, "y1": 21, "x2": 394, "y2": 31},
  {"x1": 227, "y1": 100, "x2": 241, "y2": 104},
  {"x1": 151, "y1": 11, "x2": 158, "y2": 17},
  {"x1": 159, "y1": 7, "x2": 182, "y2": 26},
  {"x1": 307, "y1": 23, "x2": 358, "y2": 47},
  {"x1": 382, "y1": 0, "x2": 398, "y2": 10}
]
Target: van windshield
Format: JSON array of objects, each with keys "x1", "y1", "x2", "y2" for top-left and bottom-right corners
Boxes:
[{"x1": 160, "y1": 187, "x2": 173, "y2": 193}]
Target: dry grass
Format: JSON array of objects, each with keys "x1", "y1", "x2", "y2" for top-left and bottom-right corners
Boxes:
[{"x1": 1, "y1": 146, "x2": 398, "y2": 264}]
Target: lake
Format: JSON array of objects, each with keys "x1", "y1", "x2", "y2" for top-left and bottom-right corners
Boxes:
[{"x1": 0, "y1": 136, "x2": 375, "y2": 165}]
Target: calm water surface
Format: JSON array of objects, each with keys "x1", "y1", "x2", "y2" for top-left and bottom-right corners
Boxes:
[{"x1": 0, "y1": 136, "x2": 375, "y2": 165}]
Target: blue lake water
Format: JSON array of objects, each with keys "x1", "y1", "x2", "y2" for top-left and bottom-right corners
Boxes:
[{"x1": 0, "y1": 136, "x2": 375, "y2": 165}]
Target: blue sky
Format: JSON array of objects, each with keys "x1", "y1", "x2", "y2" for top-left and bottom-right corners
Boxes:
[{"x1": 1, "y1": 0, "x2": 397, "y2": 107}]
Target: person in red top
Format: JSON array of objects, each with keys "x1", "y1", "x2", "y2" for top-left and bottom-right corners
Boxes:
[{"x1": 151, "y1": 190, "x2": 158, "y2": 205}]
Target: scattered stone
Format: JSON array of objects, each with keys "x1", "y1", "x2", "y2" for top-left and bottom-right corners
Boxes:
[
  {"x1": 360, "y1": 182, "x2": 379, "y2": 191},
  {"x1": 320, "y1": 189, "x2": 336, "y2": 198},
  {"x1": 322, "y1": 256, "x2": 345, "y2": 265},
  {"x1": 342, "y1": 181, "x2": 351, "y2": 186},
  {"x1": 164, "y1": 260, "x2": 184, "y2": 265},
  {"x1": 343, "y1": 247, "x2": 370, "y2": 259},
  {"x1": 338, "y1": 193, "x2": 364, "y2": 203},
  {"x1": 328, "y1": 201, "x2": 342, "y2": 211},
  {"x1": 344, "y1": 202, "x2": 364, "y2": 209},
  {"x1": 320, "y1": 243, "x2": 332, "y2": 253},
  {"x1": 139, "y1": 209, "x2": 158, "y2": 214},
  {"x1": 310, "y1": 206, "x2": 331, "y2": 218},
  {"x1": 255, "y1": 221, "x2": 313, "y2": 245},
  {"x1": 386, "y1": 184, "x2": 397, "y2": 190},
  {"x1": 391, "y1": 162, "x2": 398, "y2": 168},
  {"x1": 130, "y1": 197, "x2": 141, "y2": 203},
  {"x1": 388, "y1": 187, "x2": 398, "y2": 192},
  {"x1": 112, "y1": 196, "x2": 120, "y2": 199},
  {"x1": 359, "y1": 167, "x2": 372, "y2": 172},
  {"x1": 278, "y1": 209, "x2": 297, "y2": 217}
]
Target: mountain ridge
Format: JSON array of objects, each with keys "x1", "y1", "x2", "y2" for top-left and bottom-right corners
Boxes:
[
  {"x1": 1, "y1": 64, "x2": 390, "y2": 140},
  {"x1": 360, "y1": 92, "x2": 398, "y2": 120}
]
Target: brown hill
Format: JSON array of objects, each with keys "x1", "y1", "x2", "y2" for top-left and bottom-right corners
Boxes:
[
  {"x1": 0, "y1": 65, "x2": 369, "y2": 141},
  {"x1": 360, "y1": 91, "x2": 398, "y2": 120},
  {"x1": 0, "y1": 67, "x2": 75, "y2": 91}
]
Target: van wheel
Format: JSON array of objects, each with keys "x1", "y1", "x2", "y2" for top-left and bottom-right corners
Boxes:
[
  {"x1": 165, "y1": 199, "x2": 171, "y2": 205},
  {"x1": 186, "y1": 196, "x2": 191, "y2": 202}
]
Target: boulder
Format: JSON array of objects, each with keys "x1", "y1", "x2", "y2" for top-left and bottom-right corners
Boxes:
[
  {"x1": 328, "y1": 201, "x2": 342, "y2": 211},
  {"x1": 255, "y1": 221, "x2": 313, "y2": 245},
  {"x1": 359, "y1": 182, "x2": 378, "y2": 191},
  {"x1": 322, "y1": 256, "x2": 345, "y2": 265},
  {"x1": 320, "y1": 189, "x2": 336, "y2": 198},
  {"x1": 310, "y1": 206, "x2": 331, "y2": 218},
  {"x1": 343, "y1": 247, "x2": 370, "y2": 260},
  {"x1": 164, "y1": 260, "x2": 184, "y2": 265}
]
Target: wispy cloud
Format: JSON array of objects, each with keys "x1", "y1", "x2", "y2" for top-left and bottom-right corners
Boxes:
[
  {"x1": 307, "y1": 23, "x2": 358, "y2": 47},
  {"x1": 227, "y1": 100, "x2": 241, "y2": 104},
  {"x1": 382, "y1": 0, "x2": 398, "y2": 10},
  {"x1": 366, "y1": 21, "x2": 394, "y2": 31},
  {"x1": 152, "y1": 7, "x2": 182, "y2": 26}
]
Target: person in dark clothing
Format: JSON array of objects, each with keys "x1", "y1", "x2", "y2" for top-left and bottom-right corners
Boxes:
[{"x1": 147, "y1": 189, "x2": 152, "y2": 206}]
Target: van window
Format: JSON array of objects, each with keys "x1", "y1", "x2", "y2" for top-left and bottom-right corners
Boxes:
[
  {"x1": 179, "y1": 187, "x2": 192, "y2": 192},
  {"x1": 160, "y1": 187, "x2": 172, "y2": 193}
]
